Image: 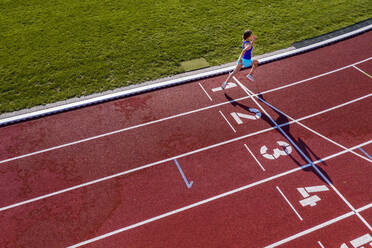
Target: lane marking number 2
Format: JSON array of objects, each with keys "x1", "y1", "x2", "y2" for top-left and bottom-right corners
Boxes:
[
  {"x1": 260, "y1": 141, "x2": 292, "y2": 160},
  {"x1": 231, "y1": 108, "x2": 261, "y2": 124}
]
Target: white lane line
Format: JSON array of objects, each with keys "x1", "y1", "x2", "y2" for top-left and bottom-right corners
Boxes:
[
  {"x1": 261, "y1": 57, "x2": 371, "y2": 96},
  {"x1": 1, "y1": 103, "x2": 372, "y2": 213},
  {"x1": 244, "y1": 144, "x2": 265, "y2": 171},
  {"x1": 198, "y1": 82, "x2": 213, "y2": 101},
  {"x1": 3, "y1": 137, "x2": 370, "y2": 215},
  {"x1": 0, "y1": 124, "x2": 280, "y2": 212},
  {"x1": 254, "y1": 92, "x2": 372, "y2": 164},
  {"x1": 0, "y1": 95, "x2": 252, "y2": 165},
  {"x1": 49, "y1": 146, "x2": 372, "y2": 247},
  {"x1": 357, "y1": 212, "x2": 372, "y2": 231},
  {"x1": 67, "y1": 156, "x2": 335, "y2": 248},
  {"x1": 235, "y1": 77, "x2": 372, "y2": 231},
  {"x1": 276, "y1": 186, "x2": 303, "y2": 221},
  {"x1": 265, "y1": 203, "x2": 372, "y2": 247},
  {"x1": 317, "y1": 241, "x2": 325, "y2": 248},
  {"x1": 353, "y1": 65, "x2": 372, "y2": 79},
  {"x1": 219, "y1": 110, "x2": 236, "y2": 133},
  {"x1": 294, "y1": 93, "x2": 372, "y2": 123},
  {"x1": 1, "y1": 58, "x2": 370, "y2": 166},
  {"x1": 265, "y1": 212, "x2": 354, "y2": 247},
  {"x1": 66, "y1": 167, "x2": 310, "y2": 247},
  {"x1": 2, "y1": 91, "x2": 370, "y2": 167},
  {"x1": 358, "y1": 203, "x2": 372, "y2": 212}
]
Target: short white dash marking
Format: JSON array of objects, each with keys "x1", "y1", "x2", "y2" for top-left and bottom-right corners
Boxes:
[
  {"x1": 244, "y1": 144, "x2": 265, "y2": 171},
  {"x1": 219, "y1": 110, "x2": 236, "y2": 133},
  {"x1": 317, "y1": 240, "x2": 325, "y2": 248},
  {"x1": 276, "y1": 186, "x2": 303, "y2": 221},
  {"x1": 198, "y1": 82, "x2": 213, "y2": 101}
]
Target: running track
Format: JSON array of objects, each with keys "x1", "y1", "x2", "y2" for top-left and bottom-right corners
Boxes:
[{"x1": 0, "y1": 31, "x2": 371, "y2": 247}]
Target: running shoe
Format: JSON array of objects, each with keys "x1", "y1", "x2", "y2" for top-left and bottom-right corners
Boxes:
[
  {"x1": 247, "y1": 74, "x2": 254, "y2": 82},
  {"x1": 221, "y1": 81, "x2": 227, "y2": 89}
]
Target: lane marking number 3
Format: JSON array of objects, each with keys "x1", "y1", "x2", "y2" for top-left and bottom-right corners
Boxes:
[{"x1": 260, "y1": 141, "x2": 292, "y2": 160}]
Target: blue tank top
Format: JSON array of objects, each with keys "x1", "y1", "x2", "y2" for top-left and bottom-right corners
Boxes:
[{"x1": 242, "y1": 40, "x2": 253, "y2": 60}]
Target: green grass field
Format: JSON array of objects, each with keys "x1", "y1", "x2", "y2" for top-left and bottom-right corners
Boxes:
[{"x1": 0, "y1": 0, "x2": 371, "y2": 114}]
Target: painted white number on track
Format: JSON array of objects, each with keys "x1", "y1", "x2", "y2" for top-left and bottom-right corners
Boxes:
[
  {"x1": 231, "y1": 108, "x2": 261, "y2": 124},
  {"x1": 260, "y1": 141, "x2": 292, "y2": 160},
  {"x1": 339, "y1": 233, "x2": 372, "y2": 248},
  {"x1": 212, "y1": 82, "x2": 237, "y2": 92},
  {"x1": 297, "y1": 185, "x2": 329, "y2": 207}
]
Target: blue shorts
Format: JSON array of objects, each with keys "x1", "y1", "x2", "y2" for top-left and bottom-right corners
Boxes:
[{"x1": 238, "y1": 58, "x2": 252, "y2": 68}]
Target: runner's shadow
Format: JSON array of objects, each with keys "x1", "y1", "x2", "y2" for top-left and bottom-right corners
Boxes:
[{"x1": 224, "y1": 93, "x2": 332, "y2": 185}]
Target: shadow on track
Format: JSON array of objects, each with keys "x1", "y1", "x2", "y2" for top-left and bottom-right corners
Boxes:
[{"x1": 224, "y1": 92, "x2": 332, "y2": 185}]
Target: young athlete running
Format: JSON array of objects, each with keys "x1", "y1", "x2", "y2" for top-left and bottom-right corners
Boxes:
[{"x1": 221, "y1": 30, "x2": 259, "y2": 89}]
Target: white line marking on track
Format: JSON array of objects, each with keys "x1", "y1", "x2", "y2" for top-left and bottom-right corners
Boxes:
[
  {"x1": 64, "y1": 147, "x2": 372, "y2": 247},
  {"x1": 234, "y1": 77, "x2": 372, "y2": 231},
  {"x1": 1, "y1": 117, "x2": 372, "y2": 213},
  {"x1": 296, "y1": 126, "x2": 372, "y2": 163},
  {"x1": 244, "y1": 144, "x2": 265, "y2": 171},
  {"x1": 265, "y1": 203, "x2": 372, "y2": 247},
  {"x1": 219, "y1": 110, "x2": 236, "y2": 133},
  {"x1": 250, "y1": 87, "x2": 372, "y2": 164},
  {"x1": 3, "y1": 139, "x2": 371, "y2": 215},
  {"x1": 294, "y1": 93, "x2": 372, "y2": 124},
  {"x1": 317, "y1": 240, "x2": 325, "y2": 248},
  {"x1": 1, "y1": 58, "x2": 370, "y2": 166},
  {"x1": 356, "y1": 212, "x2": 372, "y2": 231},
  {"x1": 358, "y1": 203, "x2": 372, "y2": 212},
  {"x1": 66, "y1": 167, "x2": 311, "y2": 247},
  {"x1": 276, "y1": 186, "x2": 303, "y2": 221},
  {"x1": 261, "y1": 57, "x2": 371, "y2": 95},
  {"x1": 0, "y1": 95, "x2": 253, "y2": 165},
  {"x1": 353, "y1": 65, "x2": 372, "y2": 79},
  {"x1": 198, "y1": 82, "x2": 213, "y2": 101}
]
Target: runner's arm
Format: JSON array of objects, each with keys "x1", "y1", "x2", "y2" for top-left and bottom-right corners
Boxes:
[{"x1": 251, "y1": 35, "x2": 257, "y2": 45}]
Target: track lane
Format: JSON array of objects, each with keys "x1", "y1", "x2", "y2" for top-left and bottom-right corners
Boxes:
[
  {"x1": 301, "y1": 97, "x2": 372, "y2": 148},
  {"x1": 258, "y1": 65, "x2": 372, "y2": 120},
  {"x1": 74, "y1": 167, "x2": 352, "y2": 248}
]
